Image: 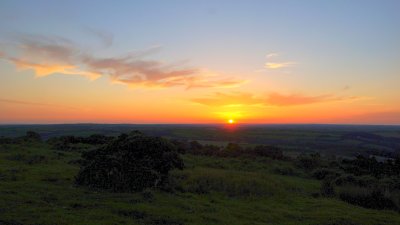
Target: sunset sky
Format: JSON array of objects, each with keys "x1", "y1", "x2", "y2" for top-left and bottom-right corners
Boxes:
[{"x1": 0, "y1": 0, "x2": 399, "y2": 124}]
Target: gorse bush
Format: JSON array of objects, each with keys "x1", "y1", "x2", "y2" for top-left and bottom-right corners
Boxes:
[
  {"x1": 309, "y1": 154, "x2": 400, "y2": 211},
  {"x1": 296, "y1": 153, "x2": 321, "y2": 171},
  {"x1": 312, "y1": 168, "x2": 341, "y2": 180},
  {"x1": 341, "y1": 155, "x2": 400, "y2": 178},
  {"x1": 337, "y1": 185, "x2": 398, "y2": 210},
  {"x1": 321, "y1": 179, "x2": 335, "y2": 197},
  {"x1": 75, "y1": 131, "x2": 184, "y2": 192}
]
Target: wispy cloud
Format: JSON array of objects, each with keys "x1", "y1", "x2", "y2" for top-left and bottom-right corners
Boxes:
[
  {"x1": 191, "y1": 91, "x2": 359, "y2": 107},
  {"x1": 0, "y1": 33, "x2": 245, "y2": 89},
  {"x1": 266, "y1": 52, "x2": 279, "y2": 59},
  {"x1": 0, "y1": 98, "x2": 75, "y2": 109},
  {"x1": 266, "y1": 92, "x2": 358, "y2": 106},
  {"x1": 265, "y1": 62, "x2": 297, "y2": 69},
  {"x1": 261, "y1": 52, "x2": 298, "y2": 71},
  {"x1": 192, "y1": 92, "x2": 264, "y2": 107}
]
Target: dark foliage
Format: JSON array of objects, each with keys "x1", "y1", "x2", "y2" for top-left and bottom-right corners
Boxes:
[
  {"x1": 307, "y1": 154, "x2": 400, "y2": 211},
  {"x1": 75, "y1": 131, "x2": 184, "y2": 192},
  {"x1": 312, "y1": 168, "x2": 341, "y2": 180},
  {"x1": 1, "y1": 131, "x2": 42, "y2": 144},
  {"x1": 24, "y1": 131, "x2": 42, "y2": 142},
  {"x1": 182, "y1": 139, "x2": 286, "y2": 160},
  {"x1": 296, "y1": 153, "x2": 321, "y2": 171},
  {"x1": 48, "y1": 134, "x2": 115, "y2": 151},
  {"x1": 321, "y1": 179, "x2": 335, "y2": 197},
  {"x1": 218, "y1": 143, "x2": 245, "y2": 157},
  {"x1": 341, "y1": 155, "x2": 400, "y2": 178},
  {"x1": 170, "y1": 139, "x2": 188, "y2": 154},
  {"x1": 0, "y1": 136, "x2": 13, "y2": 144},
  {"x1": 338, "y1": 187, "x2": 397, "y2": 210},
  {"x1": 252, "y1": 145, "x2": 284, "y2": 160}
]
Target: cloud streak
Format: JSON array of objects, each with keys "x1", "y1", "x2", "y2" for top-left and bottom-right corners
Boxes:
[
  {"x1": 0, "y1": 34, "x2": 245, "y2": 89},
  {"x1": 191, "y1": 92, "x2": 359, "y2": 107},
  {"x1": 263, "y1": 52, "x2": 298, "y2": 70},
  {"x1": 0, "y1": 98, "x2": 75, "y2": 109},
  {"x1": 265, "y1": 62, "x2": 297, "y2": 69}
]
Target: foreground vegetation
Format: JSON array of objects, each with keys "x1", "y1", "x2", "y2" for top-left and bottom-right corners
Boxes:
[{"x1": 0, "y1": 131, "x2": 399, "y2": 225}]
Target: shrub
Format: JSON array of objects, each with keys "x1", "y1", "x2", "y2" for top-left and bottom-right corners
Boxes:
[
  {"x1": 334, "y1": 174, "x2": 378, "y2": 187},
  {"x1": 253, "y1": 145, "x2": 284, "y2": 159},
  {"x1": 25, "y1": 155, "x2": 48, "y2": 165},
  {"x1": 170, "y1": 139, "x2": 189, "y2": 154},
  {"x1": 273, "y1": 166, "x2": 298, "y2": 176},
  {"x1": 0, "y1": 136, "x2": 13, "y2": 144},
  {"x1": 380, "y1": 177, "x2": 400, "y2": 190},
  {"x1": 337, "y1": 185, "x2": 397, "y2": 210},
  {"x1": 189, "y1": 140, "x2": 203, "y2": 151},
  {"x1": 334, "y1": 174, "x2": 357, "y2": 186},
  {"x1": 321, "y1": 179, "x2": 335, "y2": 197},
  {"x1": 312, "y1": 168, "x2": 340, "y2": 180},
  {"x1": 24, "y1": 131, "x2": 42, "y2": 142},
  {"x1": 218, "y1": 143, "x2": 244, "y2": 157},
  {"x1": 13, "y1": 131, "x2": 42, "y2": 143},
  {"x1": 75, "y1": 131, "x2": 184, "y2": 192},
  {"x1": 296, "y1": 153, "x2": 321, "y2": 171}
]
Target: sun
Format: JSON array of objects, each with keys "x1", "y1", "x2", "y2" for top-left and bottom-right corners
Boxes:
[{"x1": 228, "y1": 119, "x2": 234, "y2": 124}]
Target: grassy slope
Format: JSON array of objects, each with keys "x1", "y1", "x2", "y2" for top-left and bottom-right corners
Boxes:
[{"x1": 0, "y1": 143, "x2": 399, "y2": 225}]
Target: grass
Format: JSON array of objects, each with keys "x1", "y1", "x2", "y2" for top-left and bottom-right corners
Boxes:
[{"x1": 0, "y1": 142, "x2": 399, "y2": 225}]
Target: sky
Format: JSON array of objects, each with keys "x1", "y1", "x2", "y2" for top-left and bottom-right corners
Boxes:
[{"x1": 0, "y1": 0, "x2": 399, "y2": 124}]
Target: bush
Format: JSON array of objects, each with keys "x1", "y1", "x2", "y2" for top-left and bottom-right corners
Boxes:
[
  {"x1": 218, "y1": 143, "x2": 244, "y2": 157},
  {"x1": 0, "y1": 136, "x2": 13, "y2": 144},
  {"x1": 334, "y1": 174, "x2": 357, "y2": 186},
  {"x1": 273, "y1": 166, "x2": 298, "y2": 176},
  {"x1": 170, "y1": 139, "x2": 189, "y2": 154},
  {"x1": 75, "y1": 131, "x2": 184, "y2": 192},
  {"x1": 337, "y1": 185, "x2": 397, "y2": 210},
  {"x1": 334, "y1": 174, "x2": 378, "y2": 187},
  {"x1": 24, "y1": 131, "x2": 42, "y2": 142},
  {"x1": 321, "y1": 179, "x2": 335, "y2": 197},
  {"x1": 312, "y1": 168, "x2": 340, "y2": 180},
  {"x1": 296, "y1": 153, "x2": 321, "y2": 171},
  {"x1": 253, "y1": 145, "x2": 284, "y2": 159}
]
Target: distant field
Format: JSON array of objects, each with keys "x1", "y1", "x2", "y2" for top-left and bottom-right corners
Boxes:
[{"x1": 1, "y1": 124, "x2": 399, "y2": 158}]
